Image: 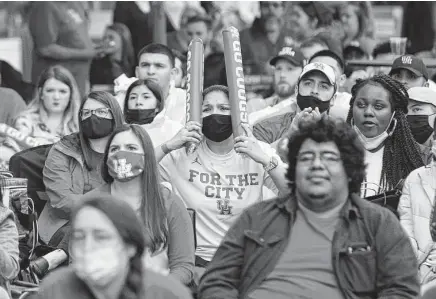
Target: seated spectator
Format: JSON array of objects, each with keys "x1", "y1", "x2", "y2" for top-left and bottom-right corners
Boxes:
[
  {"x1": 371, "y1": 41, "x2": 396, "y2": 75},
  {"x1": 248, "y1": 47, "x2": 304, "y2": 126},
  {"x1": 398, "y1": 136, "x2": 436, "y2": 290},
  {"x1": 197, "y1": 117, "x2": 420, "y2": 299},
  {"x1": 113, "y1": 1, "x2": 176, "y2": 63},
  {"x1": 156, "y1": 85, "x2": 288, "y2": 284},
  {"x1": 288, "y1": 2, "x2": 334, "y2": 44},
  {"x1": 299, "y1": 36, "x2": 329, "y2": 60},
  {"x1": 343, "y1": 42, "x2": 370, "y2": 73},
  {"x1": 36, "y1": 91, "x2": 124, "y2": 275},
  {"x1": 0, "y1": 87, "x2": 26, "y2": 128},
  {"x1": 184, "y1": 14, "x2": 226, "y2": 89},
  {"x1": 240, "y1": 1, "x2": 293, "y2": 76},
  {"x1": 309, "y1": 49, "x2": 351, "y2": 121},
  {"x1": 346, "y1": 74, "x2": 424, "y2": 197},
  {"x1": 84, "y1": 124, "x2": 194, "y2": 284},
  {"x1": 167, "y1": 5, "x2": 206, "y2": 55},
  {"x1": 114, "y1": 44, "x2": 187, "y2": 125},
  {"x1": 407, "y1": 87, "x2": 436, "y2": 164},
  {"x1": 390, "y1": 55, "x2": 429, "y2": 90},
  {"x1": 1, "y1": 65, "x2": 81, "y2": 171},
  {"x1": 28, "y1": 2, "x2": 95, "y2": 97},
  {"x1": 0, "y1": 88, "x2": 26, "y2": 170},
  {"x1": 124, "y1": 79, "x2": 182, "y2": 147},
  {"x1": 12, "y1": 65, "x2": 81, "y2": 147},
  {"x1": 0, "y1": 187, "x2": 19, "y2": 296},
  {"x1": 339, "y1": 2, "x2": 376, "y2": 57},
  {"x1": 342, "y1": 43, "x2": 371, "y2": 94},
  {"x1": 253, "y1": 62, "x2": 336, "y2": 147},
  {"x1": 90, "y1": 23, "x2": 135, "y2": 86},
  {"x1": 33, "y1": 195, "x2": 192, "y2": 299},
  {"x1": 172, "y1": 50, "x2": 187, "y2": 89}
]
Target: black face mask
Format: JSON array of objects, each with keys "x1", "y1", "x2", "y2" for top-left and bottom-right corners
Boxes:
[
  {"x1": 407, "y1": 114, "x2": 434, "y2": 144},
  {"x1": 296, "y1": 94, "x2": 331, "y2": 114},
  {"x1": 202, "y1": 114, "x2": 233, "y2": 142},
  {"x1": 81, "y1": 115, "x2": 114, "y2": 139},
  {"x1": 125, "y1": 109, "x2": 157, "y2": 125}
]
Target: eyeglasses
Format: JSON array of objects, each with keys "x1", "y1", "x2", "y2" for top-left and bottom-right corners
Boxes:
[
  {"x1": 297, "y1": 152, "x2": 341, "y2": 165},
  {"x1": 80, "y1": 108, "x2": 112, "y2": 119}
]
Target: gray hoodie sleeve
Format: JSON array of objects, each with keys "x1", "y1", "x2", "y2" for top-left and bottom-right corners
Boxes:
[{"x1": 0, "y1": 206, "x2": 19, "y2": 280}]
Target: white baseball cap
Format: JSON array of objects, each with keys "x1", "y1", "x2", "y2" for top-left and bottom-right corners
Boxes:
[
  {"x1": 408, "y1": 87, "x2": 436, "y2": 107},
  {"x1": 298, "y1": 62, "x2": 336, "y2": 87}
]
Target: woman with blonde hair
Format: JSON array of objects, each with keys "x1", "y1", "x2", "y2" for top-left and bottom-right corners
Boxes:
[{"x1": 13, "y1": 65, "x2": 81, "y2": 146}]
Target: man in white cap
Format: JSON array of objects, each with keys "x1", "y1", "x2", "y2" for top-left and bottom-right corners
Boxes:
[
  {"x1": 407, "y1": 87, "x2": 436, "y2": 157},
  {"x1": 253, "y1": 62, "x2": 336, "y2": 147}
]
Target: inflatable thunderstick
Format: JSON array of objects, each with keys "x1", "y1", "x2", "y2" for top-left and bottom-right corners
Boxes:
[
  {"x1": 222, "y1": 26, "x2": 249, "y2": 138},
  {"x1": 0, "y1": 123, "x2": 43, "y2": 149},
  {"x1": 185, "y1": 37, "x2": 204, "y2": 154}
]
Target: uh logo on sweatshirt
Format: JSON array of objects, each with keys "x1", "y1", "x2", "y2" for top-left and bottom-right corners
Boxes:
[{"x1": 188, "y1": 169, "x2": 260, "y2": 216}]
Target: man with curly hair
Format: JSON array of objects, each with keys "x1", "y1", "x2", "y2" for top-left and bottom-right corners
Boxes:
[{"x1": 198, "y1": 117, "x2": 419, "y2": 299}]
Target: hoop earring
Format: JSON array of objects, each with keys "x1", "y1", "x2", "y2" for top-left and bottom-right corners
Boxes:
[
  {"x1": 388, "y1": 118, "x2": 397, "y2": 137},
  {"x1": 350, "y1": 118, "x2": 355, "y2": 127}
]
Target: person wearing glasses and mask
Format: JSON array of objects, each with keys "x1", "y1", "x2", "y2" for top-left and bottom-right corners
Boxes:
[
  {"x1": 156, "y1": 85, "x2": 288, "y2": 284},
  {"x1": 36, "y1": 91, "x2": 124, "y2": 277}
]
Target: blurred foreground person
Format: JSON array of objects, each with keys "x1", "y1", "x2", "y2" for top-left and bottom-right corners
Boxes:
[
  {"x1": 0, "y1": 188, "x2": 19, "y2": 297},
  {"x1": 198, "y1": 117, "x2": 419, "y2": 299},
  {"x1": 33, "y1": 195, "x2": 192, "y2": 299}
]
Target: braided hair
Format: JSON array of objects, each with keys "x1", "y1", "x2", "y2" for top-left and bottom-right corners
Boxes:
[{"x1": 346, "y1": 74, "x2": 424, "y2": 191}]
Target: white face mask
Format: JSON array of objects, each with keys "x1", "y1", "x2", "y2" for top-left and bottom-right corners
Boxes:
[
  {"x1": 353, "y1": 112, "x2": 397, "y2": 151},
  {"x1": 73, "y1": 246, "x2": 127, "y2": 287}
]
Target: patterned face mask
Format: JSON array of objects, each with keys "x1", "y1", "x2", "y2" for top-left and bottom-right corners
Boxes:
[{"x1": 107, "y1": 151, "x2": 145, "y2": 182}]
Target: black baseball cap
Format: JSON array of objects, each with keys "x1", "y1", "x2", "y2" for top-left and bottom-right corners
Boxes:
[
  {"x1": 389, "y1": 55, "x2": 429, "y2": 80},
  {"x1": 270, "y1": 47, "x2": 305, "y2": 67}
]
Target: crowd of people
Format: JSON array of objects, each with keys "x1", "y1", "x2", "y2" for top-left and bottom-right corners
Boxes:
[{"x1": 2, "y1": 1, "x2": 436, "y2": 299}]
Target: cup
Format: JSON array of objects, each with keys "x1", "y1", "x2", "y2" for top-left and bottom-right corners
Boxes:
[{"x1": 390, "y1": 37, "x2": 408, "y2": 55}]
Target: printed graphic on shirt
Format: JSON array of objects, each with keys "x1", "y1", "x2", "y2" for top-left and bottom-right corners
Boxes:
[
  {"x1": 113, "y1": 159, "x2": 133, "y2": 179},
  {"x1": 188, "y1": 169, "x2": 260, "y2": 215}
]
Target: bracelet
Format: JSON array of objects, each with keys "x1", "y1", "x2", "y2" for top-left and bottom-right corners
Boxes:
[{"x1": 161, "y1": 143, "x2": 170, "y2": 155}]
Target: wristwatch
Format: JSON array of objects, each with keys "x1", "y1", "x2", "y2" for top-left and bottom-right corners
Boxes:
[{"x1": 264, "y1": 156, "x2": 279, "y2": 172}]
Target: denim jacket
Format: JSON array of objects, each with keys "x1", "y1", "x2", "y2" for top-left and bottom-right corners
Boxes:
[{"x1": 198, "y1": 194, "x2": 419, "y2": 299}]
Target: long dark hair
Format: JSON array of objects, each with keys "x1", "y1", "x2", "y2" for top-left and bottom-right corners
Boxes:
[
  {"x1": 79, "y1": 91, "x2": 125, "y2": 171},
  {"x1": 346, "y1": 74, "x2": 424, "y2": 190},
  {"x1": 107, "y1": 23, "x2": 135, "y2": 77},
  {"x1": 123, "y1": 79, "x2": 164, "y2": 115},
  {"x1": 71, "y1": 195, "x2": 145, "y2": 299},
  {"x1": 101, "y1": 124, "x2": 168, "y2": 253}
]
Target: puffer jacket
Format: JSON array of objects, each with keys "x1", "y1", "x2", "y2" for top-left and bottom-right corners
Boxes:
[
  {"x1": 398, "y1": 163, "x2": 436, "y2": 261},
  {"x1": 38, "y1": 133, "x2": 98, "y2": 243}
]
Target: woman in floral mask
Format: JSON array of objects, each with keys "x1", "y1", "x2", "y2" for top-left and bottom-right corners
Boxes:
[
  {"x1": 33, "y1": 195, "x2": 193, "y2": 299},
  {"x1": 85, "y1": 124, "x2": 194, "y2": 285},
  {"x1": 36, "y1": 91, "x2": 124, "y2": 276},
  {"x1": 156, "y1": 85, "x2": 288, "y2": 283}
]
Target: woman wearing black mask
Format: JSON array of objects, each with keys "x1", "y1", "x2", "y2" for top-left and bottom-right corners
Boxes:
[
  {"x1": 37, "y1": 91, "x2": 124, "y2": 277},
  {"x1": 124, "y1": 79, "x2": 183, "y2": 147},
  {"x1": 156, "y1": 85, "x2": 288, "y2": 284}
]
